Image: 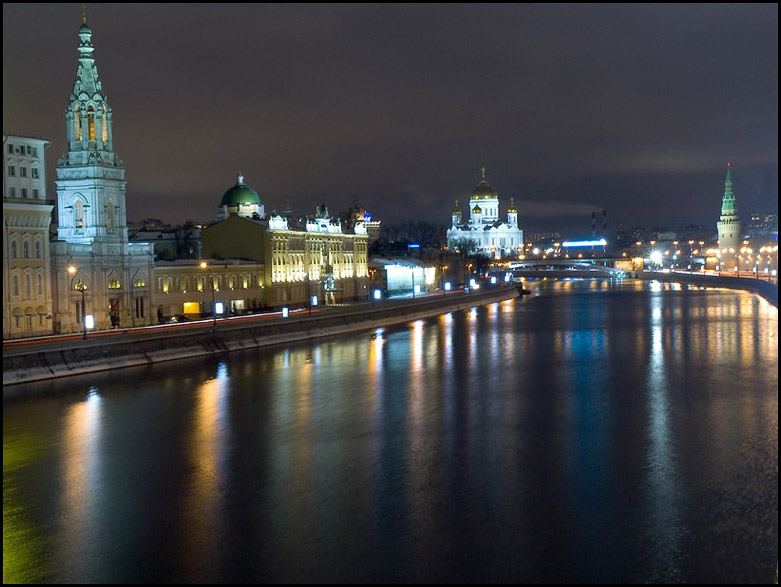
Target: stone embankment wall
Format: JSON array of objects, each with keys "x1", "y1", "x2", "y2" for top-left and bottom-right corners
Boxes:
[{"x1": 3, "y1": 287, "x2": 522, "y2": 387}]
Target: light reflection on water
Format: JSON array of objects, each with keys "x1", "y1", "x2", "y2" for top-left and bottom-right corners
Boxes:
[{"x1": 2, "y1": 280, "x2": 777, "y2": 583}]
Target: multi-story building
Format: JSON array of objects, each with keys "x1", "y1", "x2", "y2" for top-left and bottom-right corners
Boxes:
[
  {"x1": 446, "y1": 168, "x2": 524, "y2": 259},
  {"x1": 3, "y1": 134, "x2": 55, "y2": 338},
  {"x1": 201, "y1": 178, "x2": 369, "y2": 309},
  {"x1": 50, "y1": 16, "x2": 154, "y2": 333},
  {"x1": 153, "y1": 259, "x2": 266, "y2": 321}
]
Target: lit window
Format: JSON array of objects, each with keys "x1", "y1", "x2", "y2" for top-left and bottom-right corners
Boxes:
[{"x1": 108, "y1": 278, "x2": 121, "y2": 289}]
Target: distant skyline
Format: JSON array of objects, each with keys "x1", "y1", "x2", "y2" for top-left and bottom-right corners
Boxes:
[{"x1": 3, "y1": 3, "x2": 777, "y2": 236}]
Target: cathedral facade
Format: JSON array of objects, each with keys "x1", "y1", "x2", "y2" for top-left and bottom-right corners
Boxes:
[
  {"x1": 446, "y1": 168, "x2": 524, "y2": 259},
  {"x1": 51, "y1": 17, "x2": 154, "y2": 333}
]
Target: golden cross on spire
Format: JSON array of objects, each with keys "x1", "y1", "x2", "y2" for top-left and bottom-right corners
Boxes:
[
  {"x1": 480, "y1": 166, "x2": 486, "y2": 179},
  {"x1": 82, "y1": 3, "x2": 87, "y2": 24}
]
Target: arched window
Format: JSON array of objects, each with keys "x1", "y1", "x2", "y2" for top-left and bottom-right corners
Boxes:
[
  {"x1": 74, "y1": 105, "x2": 82, "y2": 140},
  {"x1": 87, "y1": 105, "x2": 96, "y2": 141},
  {"x1": 24, "y1": 274, "x2": 32, "y2": 299},
  {"x1": 36, "y1": 274, "x2": 43, "y2": 297},
  {"x1": 11, "y1": 240, "x2": 18, "y2": 259},
  {"x1": 106, "y1": 200, "x2": 114, "y2": 229},
  {"x1": 34, "y1": 240, "x2": 42, "y2": 259},
  {"x1": 23, "y1": 241, "x2": 30, "y2": 259},
  {"x1": 12, "y1": 275, "x2": 20, "y2": 296},
  {"x1": 73, "y1": 278, "x2": 88, "y2": 291},
  {"x1": 75, "y1": 199, "x2": 85, "y2": 229},
  {"x1": 133, "y1": 276, "x2": 146, "y2": 288},
  {"x1": 108, "y1": 278, "x2": 121, "y2": 289},
  {"x1": 101, "y1": 105, "x2": 108, "y2": 142}
]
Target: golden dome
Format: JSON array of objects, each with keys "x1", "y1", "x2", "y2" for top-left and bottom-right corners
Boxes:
[
  {"x1": 471, "y1": 166, "x2": 498, "y2": 200},
  {"x1": 507, "y1": 197, "x2": 517, "y2": 213}
]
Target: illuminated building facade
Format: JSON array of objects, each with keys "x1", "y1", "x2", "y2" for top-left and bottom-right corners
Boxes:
[
  {"x1": 51, "y1": 16, "x2": 154, "y2": 333},
  {"x1": 447, "y1": 168, "x2": 523, "y2": 258},
  {"x1": 716, "y1": 162, "x2": 742, "y2": 268},
  {"x1": 153, "y1": 259, "x2": 266, "y2": 320},
  {"x1": 3, "y1": 135, "x2": 55, "y2": 338},
  {"x1": 202, "y1": 179, "x2": 369, "y2": 309}
]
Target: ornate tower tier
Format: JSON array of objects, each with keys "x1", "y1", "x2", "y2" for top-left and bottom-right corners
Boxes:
[{"x1": 56, "y1": 16, "x2": 126, "y2": 244}]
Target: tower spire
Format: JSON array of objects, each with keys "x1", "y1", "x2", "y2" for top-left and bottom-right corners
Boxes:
[{"x1": 82, "y1": 3, "x2": 87, "y2": 25}]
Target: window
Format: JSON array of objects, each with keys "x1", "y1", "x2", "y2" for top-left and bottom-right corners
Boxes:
[
  {"x1": 38, "y1": 313, "x2": 45, "y2": 326},
  {"x1": 11, "y1": 240, "x2": 18, "y2": 259},
  {"x1": 133, "y1": 276, "x2": 146, "y2": 288},
  {"x1": 34, "y1": 240, "x2": 41, "y2": 259},
  {"x1": 23, "y1": 241, "x2": 30, "y2": 259},
  {"x1": 20, "y1": 167, "x2": 27, "y2": 177},
  {"x1": 7, "y1": 144, "x2": 12, "y2": 154},
  {"x1": 101, "y1": 105, "x2": 108, "y2": 142},
  {"x1": 12, "y1": 275, "x2": 20, "y2": 296},
  {"x1": 108, "y1": 278, "x2": 121, "y2": 289},
  {"x1": 8, "y1": 166, "x2": 14, "y2": 176},
  {"x1": 135, "y1": 297, "x2": 145, "y2": 319},
  {"x1": 74, "y1": 199, "x2": 84, "y2": 229},
  {"x1": 9, "y1": 188, "x2": 16, "y2": 198},
  {"x1": 32, "y1": 167, "x2": 39, "y2": 179},
  {"x1": 33, "y1": 189, "x2": 39, "y2": 198},
  {"x1": 106, "y1": 200, "x2": 114, "y2": 229},
  {"x1": 87, "y1": 106, "x2": 96, "y2": 141},
  {"x1": 32, "y1": 147, "x2": 37, "y2": 157},
  {"x1": 74, "y1": 106, "x2": 82, "y2": 140},
  {"x1": 26, "y1": 146, "x2": 32, "y2": 155},
  {"x1": 36, "y1": 274, "x2": 43, "y2": 296},
  {"x1": 24, "y1": 274, "x2": 31, "y2": 298},
  {"x1": 22, "y1": 188, "x2": 27, "y2": 198}
]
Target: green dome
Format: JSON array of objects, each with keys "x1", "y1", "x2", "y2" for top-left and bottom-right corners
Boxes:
[
  {"x1": 220, "y1": 173, "x2": 261, "y2": 207},
  {"x1": 471, "y1": 167, "x2": 498, "y2": 200}
]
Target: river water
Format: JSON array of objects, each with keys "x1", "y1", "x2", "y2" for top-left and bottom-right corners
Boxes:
[{"x1": 3, "y1": 279, "x2": 778, "y2": 583}]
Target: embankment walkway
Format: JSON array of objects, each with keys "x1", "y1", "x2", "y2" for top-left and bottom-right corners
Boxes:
[{"x1": 3, "y1": 286, "x2": 523, "y2": 388}]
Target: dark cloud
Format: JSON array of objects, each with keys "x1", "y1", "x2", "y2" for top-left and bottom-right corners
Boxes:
[{"x1": 3, "y1": 3, "x2": 777, "y2": 235}]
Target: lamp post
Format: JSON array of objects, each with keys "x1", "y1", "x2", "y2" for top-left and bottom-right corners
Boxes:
[
  {"x1": 68, "y1": 266, "x2": 87, "y2": 340},
  {"x1": 201, "y1": 262, "x2": 217, "y2": 325}
]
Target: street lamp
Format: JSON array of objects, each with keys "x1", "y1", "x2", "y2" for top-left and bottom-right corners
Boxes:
[
  {"x1": 68, "y1": 265, "x2": 87, "y2": 340},
  {"x1": 200, "y1": 262, "x2": 217, "y2": 325}
]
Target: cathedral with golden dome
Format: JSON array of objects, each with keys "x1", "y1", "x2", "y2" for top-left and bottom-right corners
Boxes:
[{"x1": 446, "y1": 168, "x2": 523, "y2": 258}]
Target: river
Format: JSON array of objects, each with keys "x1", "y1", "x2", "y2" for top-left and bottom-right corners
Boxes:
[{"x1": 3, "y1": 279, "x2": 778, "y2": 583}]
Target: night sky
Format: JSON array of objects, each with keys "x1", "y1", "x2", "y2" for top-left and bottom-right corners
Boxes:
[{"x1": 3, "y1": 3, "x2": 777, "y2": 236}]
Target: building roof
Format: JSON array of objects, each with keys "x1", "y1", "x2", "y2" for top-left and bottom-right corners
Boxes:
[
  {"x1": 471, "y1": 167, "x2": 498, "y2": 200},
  {"x1": 220, "y1": 172, "x2": 261, "y2": 207}
]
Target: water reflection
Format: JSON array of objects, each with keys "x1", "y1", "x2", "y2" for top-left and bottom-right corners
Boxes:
[{"x1": 2, "y1": 281, "x2": 777, "y2": 583}]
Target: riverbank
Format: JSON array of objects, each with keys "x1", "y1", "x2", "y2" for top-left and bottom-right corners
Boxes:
[
  {"x1": 3, "y1": 286, "x2": 523, "y2": 388},
  {"x1": 636, "y1": 271, "x2": 778, "y2": 307}
]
